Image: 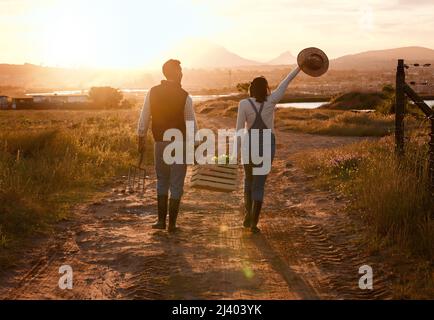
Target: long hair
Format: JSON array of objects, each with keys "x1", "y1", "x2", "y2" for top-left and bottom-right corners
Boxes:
[{"x1": 249, "y1": 76, "x2": 270, "y2": 103}]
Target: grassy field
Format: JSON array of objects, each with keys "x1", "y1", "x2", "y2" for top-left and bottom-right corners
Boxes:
[
  {"x1": 0, "y1": 109, "x2": 153, "y2": 265},
  {"x1": 295, "y1": 132, "x2": 433, "y2": 298},
  {"x1": 1, "y1": 103, "x2": 432, "y2": 297},
  {"x1": 5, "y1": 103, "x2": 398, "y2": 265},
  {"x1": 198, "y1": 95, "x2": 433, "y2": 298},
  {"x1": 274, "y1": 108, "x2": 399, "y2": 136},
  {"x1": 197, "y1": 98, "x2": 420, "y2": 137}
]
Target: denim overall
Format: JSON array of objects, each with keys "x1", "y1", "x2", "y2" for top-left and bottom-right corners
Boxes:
[{"x1": 244, "y1": 99, "x2": 276, "y2": 201}]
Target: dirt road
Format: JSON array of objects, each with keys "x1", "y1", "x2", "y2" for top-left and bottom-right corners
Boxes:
[{"x1": 0, "y1": 115, "x2": 393, "y2": 299}]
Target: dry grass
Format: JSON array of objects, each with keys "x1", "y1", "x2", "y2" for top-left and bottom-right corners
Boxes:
[
  {"x1": 0, "y1": 109, "x2": 152, "y2": 264},
  {"x1": 298, "y1": 134, "x2": 432, "y2": 256},
  {"x1": 275, "y1": 108, "x2": 398, "y2": 137},
  {"x1": 196, "y1": 98, "x2": 408, "y2": 137},
  {"x1": 296, "y1": 132, "x2": 433, "y2": 298}
]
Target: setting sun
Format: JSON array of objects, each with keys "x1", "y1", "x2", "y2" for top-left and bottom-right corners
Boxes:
[
  {"x1": 17, "y1": 0, "x2": 220, "y2": 68},
  {"x1": 3, "y1": 0, "x2": 434, "y2": 69}
]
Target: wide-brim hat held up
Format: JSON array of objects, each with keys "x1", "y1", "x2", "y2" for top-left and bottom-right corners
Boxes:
[{"x1": 297, "y1": 47, "x2": 329, "y2": 77}]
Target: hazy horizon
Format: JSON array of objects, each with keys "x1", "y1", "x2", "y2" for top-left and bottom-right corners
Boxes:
[
  {"x1": 2, "y1": 0, "x2": 434, "y2": 69},
  {"x1": 1, "y1": 44, "x2": 433, "y2": 72}
]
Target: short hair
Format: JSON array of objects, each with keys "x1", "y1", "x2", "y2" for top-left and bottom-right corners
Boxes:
[
  {"x1": 249, "y1": 76, "x2": 269, "y2": 103},
  {"x1": 162, "y1": 59, "x2": 181, "y2": 79}
]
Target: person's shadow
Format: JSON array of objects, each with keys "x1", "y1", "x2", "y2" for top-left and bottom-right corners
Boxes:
[{"x1": 250, "y1": 233, "x2": 319, "y2": 299}]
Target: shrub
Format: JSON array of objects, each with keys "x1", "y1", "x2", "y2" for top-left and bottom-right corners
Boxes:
[
  {"x1": 89, "y1": 87, "x2": 123, "y2": 109},
  {"x1": 321, "y1": 91, "x2": 387, "y2": 111}
]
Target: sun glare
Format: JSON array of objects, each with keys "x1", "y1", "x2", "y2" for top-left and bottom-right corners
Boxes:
[
  {"x1": 34, "y1": 0, "x2": 219, "y2": 69},
  {"x1": 40, "y1": 4, "x2": 94, "y2": 67}
]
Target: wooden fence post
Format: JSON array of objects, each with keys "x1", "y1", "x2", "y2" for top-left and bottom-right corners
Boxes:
[
  {"x1": 395, "y1": 59, "x2": 434, "y2": 205},
  {"x1": 430, "y1": 115, "x2": 434, "y2": 204},
  {"x1": 395, "y1": 59, "x2": 405, "y2": 156}
]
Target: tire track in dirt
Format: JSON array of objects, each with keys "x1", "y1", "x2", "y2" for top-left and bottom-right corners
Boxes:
[
  {"x1": 262, "y1": 148, "x2": 394, "y2": 300},
  {"x1": 300, "y1": 223, "x2": 392, "y2": 299}
]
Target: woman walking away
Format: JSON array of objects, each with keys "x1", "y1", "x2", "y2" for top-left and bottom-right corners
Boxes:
[{"x1": 236, "y1": 48, "x2": 329, "y2": 233}]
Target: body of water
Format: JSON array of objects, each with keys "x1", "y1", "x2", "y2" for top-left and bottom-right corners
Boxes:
[
  {"x1": 25, "y1": 89, "x2": 434, "y2": 110},
  {"x1": 26, "y1": 89, "x2": 238, "y2": 103},
  {"x1": 276, "y1": 102, "x2": 327, "y2": 109},
  {"x1": 278, "y1": 100, "x2": 434, "y2": 109}
]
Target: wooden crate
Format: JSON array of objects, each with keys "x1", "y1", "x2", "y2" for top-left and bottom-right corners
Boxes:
[{"x1": 190, "y1": 164, "x2": 238, "y2": 192}]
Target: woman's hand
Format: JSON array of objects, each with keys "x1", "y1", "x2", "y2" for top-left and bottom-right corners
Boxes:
[{"x1": 301, "y1": 54, "x2": 323, "y2": 71}]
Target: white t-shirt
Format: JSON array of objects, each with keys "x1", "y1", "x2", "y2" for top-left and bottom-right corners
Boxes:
[{"x1": 236, "y1": 66, "x2": 301, "y2": 134}]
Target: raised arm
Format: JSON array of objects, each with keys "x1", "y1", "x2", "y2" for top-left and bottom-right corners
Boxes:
[{"x1": 268, "y1": 66, "x2": 301, "y2": 104}]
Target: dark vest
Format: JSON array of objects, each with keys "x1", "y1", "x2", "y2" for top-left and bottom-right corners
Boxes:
[{"x1": 150, "y1": 81, "x2": 188, "y2": 141}]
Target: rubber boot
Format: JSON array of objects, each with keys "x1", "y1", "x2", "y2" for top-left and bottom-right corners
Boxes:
[
  {"x1": 168, "y1": 198, "x2": 181, "y2": 233},
  {"x1": 251, "y1": 201, "x2": 263, "y2": 234},
  {"x1": 152, "y1": 195, "x2": 168, "y2": 229},
  {"x1": 243, "y1": 192, "x2": 252, "y2": 228}
]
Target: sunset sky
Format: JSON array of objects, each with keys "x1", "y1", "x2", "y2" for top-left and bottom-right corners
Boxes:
[{"x1": 1, "y1": 0, "x2": 434, "y2": 68}]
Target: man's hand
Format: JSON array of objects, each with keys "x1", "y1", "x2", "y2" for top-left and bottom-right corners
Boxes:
[{"x1": 138, "y1": 136, "x2": 146, "y2": 153}]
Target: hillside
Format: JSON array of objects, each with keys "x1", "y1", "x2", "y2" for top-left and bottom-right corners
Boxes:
[
  {"x1": 331, "y1": 46, "x2": 434, "y2": 70},
  {"x1": 2, "y1": 46, "x2": 434, "y2": 91},
  {"x1": 165, "y1": 40, "x2": 261, "y2": 68},
  {"x1": 267, "y1": 51, "x2": 297, "y2": 65},
  {"x1": 319, "y1": 91, "x2": 389, "y2": 111}
]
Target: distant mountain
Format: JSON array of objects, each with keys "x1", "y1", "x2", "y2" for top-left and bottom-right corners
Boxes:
[
  {"x1": 3, "y1": 46, "x2": 434, "y2": 90},
  {"x1": 165, "y1": 40, "x2": 261, "y2": 69},
  {"x1": 331, "y1": 46, "x2": 434, "y2": 70},
  {"x1": 267, "y1": 51, "x2": 297, "y2": 65}
]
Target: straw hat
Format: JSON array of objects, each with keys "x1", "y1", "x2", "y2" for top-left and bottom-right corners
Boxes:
[{"x1": 297, "y1": 47, "x2": 329, "y2": 77}]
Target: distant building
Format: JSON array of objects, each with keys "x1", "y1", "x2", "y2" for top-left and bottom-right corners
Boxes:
[
  {"x1": 32, "y1": 94, "x2": 89, "y2": 105},
  {"x1": 49, "y1": 95, "x2": 66, "y2": 105},
  {"x1": 11, "y1": 97, "x2": 34, "y2": 109},
  {"x1": 0, "y1": 95, "x2": 8, "y2": 109},
  {"x1": 66, "y1": 95, "x2": 88, "y2": 104},
  {"x1": 32, "y1": 95, "x2": 49, "y2": 104}
]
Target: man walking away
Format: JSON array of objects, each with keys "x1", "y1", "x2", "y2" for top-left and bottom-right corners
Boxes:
[{"x1": 137, "y1": 59, "x2": 198, "y2": 232}]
